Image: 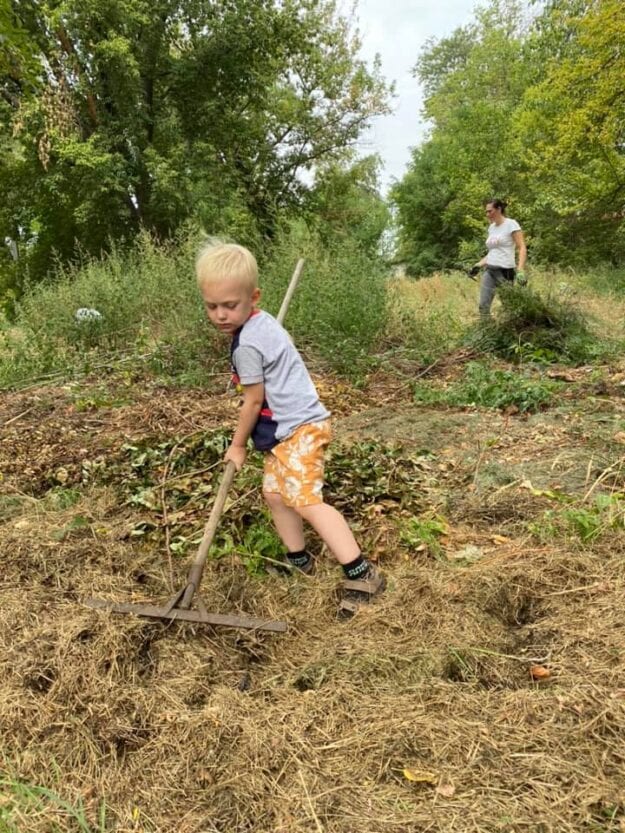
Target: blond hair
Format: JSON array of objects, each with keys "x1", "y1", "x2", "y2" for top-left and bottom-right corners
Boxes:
[{"x1": 195, "y1": 242, "x2": 258, "y2": 292}]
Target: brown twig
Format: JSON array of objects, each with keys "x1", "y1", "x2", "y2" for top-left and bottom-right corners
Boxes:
[{"x1": 2, "y1": 407, "x2": 35, "y2": 428}]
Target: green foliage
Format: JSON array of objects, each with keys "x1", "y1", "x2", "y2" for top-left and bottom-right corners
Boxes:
[
  {"x1": 468, "y1": 284, "x2": 603, "y2": 365},
  {"x1": 390, "y1": 143, "x2": 463, "y2": 276},
  {"x1": 259, "y1": 221, "x2": 389, "y2": 376},
  {"x1": 307, "y1": 156, "x2": 391, "y2": 257},
  {"x1": 529, "y1": 493, "x2": 625, "y2": 545},
  {"x1": 1, "y1": 0, "x2": 390, "y2": 291},
  {"x1": 0, "y1": 232, "x2": 217, "y2": 388},
  {"x1": 325, "y1": 441, "x2": 431, "y2": 519},
  {"x1": 514, "y1": 0, "x2": 625, "y2": 265},
  {"x1": 581, "y1": 264, "x2": 625, "y2": 298},
  {"x1": 0, "y1": 775, "x2": 108, "y2": 833},
  {"x1": 414, "y1": 361, "x2": 558, "y2": 413},
  {"x1": 79, "y1": 429, "x2": 433, "y2": 574},
  {"x1": 392, "y1": 0, "x2": 531, "y2": 275},
  {"x1": 393, "y1": 0, "x2": 625, "y2": 273},
  {"x1": 0, "y1": 222, "x2": 390, "y2": 388},
  {"x1": 209, "y1": 511, "x2": 285, "y2": 575},
  {"x1": 399, "y1": 515, "x2": 448, "y2": 559}
]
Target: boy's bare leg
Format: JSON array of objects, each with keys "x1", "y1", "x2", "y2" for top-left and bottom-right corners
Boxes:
[
  {"x1": 263, "y1": 492, "x2": 359, "y2": 565},
  {"x1": 296, "y1": 503, "x2": 360, "y2": 565},
  {"x1": 263, "y1": 491, "x2": 306, "y2": 552}
]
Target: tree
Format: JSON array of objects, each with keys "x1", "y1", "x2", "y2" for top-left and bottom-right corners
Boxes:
[
  {"x1": 515, "y1": 0, "x2": 625, "y2": 263},
  {"x1": 392, "y1": 0, "x2": 532, "y2": 275},
  {"x1": 1, "y1": 0, "x2": 390, "y2": 285},
  {"x1": 306, "y1": 155, "x2": 390, "y2": 257}
]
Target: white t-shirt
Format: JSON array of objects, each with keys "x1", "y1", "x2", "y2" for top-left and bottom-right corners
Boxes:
[{"x1": 486, "y1": 218, "x2": 521, "y2": 269}]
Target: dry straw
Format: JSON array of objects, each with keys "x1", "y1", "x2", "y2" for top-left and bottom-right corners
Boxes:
[{"x1": 1, "y1": 376, "x2": 625, "y2": 832}]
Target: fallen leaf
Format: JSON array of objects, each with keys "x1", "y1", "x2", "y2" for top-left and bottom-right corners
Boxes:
[
  {"x1": 436, "y1": 782, "x2": 456, "y2": 798},
  {"x1": 613, "y1": 432, "x2": 625, "y2": 445},
  {"x1": 55, "y1": 466, "x2": 69, "y2": 484},
  {"x1": 530, "y1": 665, "x2": 551, "y2": 680},
  {"x1": 547, "y1": 371, "x2": 575, "y2": 382},
  {"x1": 448, "y1": 545, "x2": 483, "y2": 563},
  {"x1": 403, "y1": 768, "x2": 437, "y2": 785},
  {"x1": 491, "y1": 534, "x2": 510, "y2": 544}
]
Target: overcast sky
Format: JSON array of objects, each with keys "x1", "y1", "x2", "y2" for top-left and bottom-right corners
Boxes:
[{"x1": 350, "y1": 0, "x2": 480, "y2": 192}]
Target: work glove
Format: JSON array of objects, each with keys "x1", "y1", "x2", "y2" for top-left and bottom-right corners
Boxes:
[
  {"x1": 516, "y1": 270, "x2": 527, "y2": 286},
  {"x1": 468, "y1": 265, "x2": 480, "y2": 277}
]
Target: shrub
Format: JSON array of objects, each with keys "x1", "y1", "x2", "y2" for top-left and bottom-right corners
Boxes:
[
  {"x1": 465, "y1": 284, "x2": 602, "y2": 365},
  {"x1": 0, "y1": 223, "x2": 389, "y2": 389},
  {"x1": 261, "y1": 221, "x2": 388, "y2": 375}
]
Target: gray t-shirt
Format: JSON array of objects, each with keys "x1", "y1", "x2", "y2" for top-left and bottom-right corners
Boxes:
[{"x1": 232, "y1": 310, "x2": 329, "y2": 441}]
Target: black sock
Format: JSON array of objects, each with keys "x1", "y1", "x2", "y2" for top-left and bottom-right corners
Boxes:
[
  {"x1": 286, "y1": 549, "x2": 312, "y2": 570},
  {"x1": 342, "y1": 553, "x2": 370, "y2": 580}
]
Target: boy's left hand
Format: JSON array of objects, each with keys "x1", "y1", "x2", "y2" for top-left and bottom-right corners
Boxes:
[{"x1": 225, "y1": 445, "x2": 246, "y2": 471}]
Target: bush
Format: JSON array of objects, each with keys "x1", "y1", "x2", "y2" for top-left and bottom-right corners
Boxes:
[
  {"x1": 465, "y1": 284, "x2": 603, "y2": 365},
  {"x1": 0, "y1": 231, "x2": 218, "y2": 388},
  {"x1": 0, "y1": 223, "x2": 389, "y2": 389},
  {"x1": 259, "y1": 221, "x2": 388, "y2": 376}
]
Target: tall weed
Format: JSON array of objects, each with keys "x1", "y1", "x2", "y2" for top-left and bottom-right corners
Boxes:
[
  {"x1": 0, "y1": 224, "x2": 389, "y2": 388},
  {"x1": 260, "y1": 221, "x2": 387, "y2": 374}
]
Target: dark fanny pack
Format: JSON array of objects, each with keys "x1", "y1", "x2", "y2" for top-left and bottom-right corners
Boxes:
[
  {"x1": 252, "y1": 412, "x2": 279, "y2": 451},
  {"x1": 487, "y1": 266, "x2": 516, "y2": 282}
]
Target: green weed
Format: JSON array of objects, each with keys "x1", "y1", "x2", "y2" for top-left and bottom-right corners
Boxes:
[
  {"x1": 399, "y1": 515, "x2": 448, "y2": 559},
  {"x1": 260, "y1": 221, "x2": 388, "y2": 376},
  {"x1": 69, "y1": 385, "x2": 131, "y2": 412},
  {"x1": 210, "y1": 511, "x2": 285, "y2": 575},
  {"x1": 467, "y1": 284, "x2": 608, "y2": 366},
  {"x1": 0, "y1": 776, "x2": 108, "y2": 833},
  {"x1": 0, "y1": 224, "x2": 389, "y2": 389},
  {"x1": 413, "y1": 361, "x2": 558, "y2": 413},
  {"x1": 529, "y1": 493, "x2": 625, "y2": 545},
  {"x1": 43, "y1": 487, "x2": 83, "y2": 511}
]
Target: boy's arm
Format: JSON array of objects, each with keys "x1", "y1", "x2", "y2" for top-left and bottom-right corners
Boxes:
[{"x1": 225, "y1": 382, "x2": 265, "y2": 471}]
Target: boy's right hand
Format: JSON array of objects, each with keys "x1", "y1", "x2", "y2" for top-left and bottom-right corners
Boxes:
[{"x1": 225, "y1": 445, "x2": 246, "y2": 471}]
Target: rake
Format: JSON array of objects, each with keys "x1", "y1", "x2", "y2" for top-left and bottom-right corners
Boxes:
[{"x1": 85, "y1": 258, "x2": 306, "y2": 633}]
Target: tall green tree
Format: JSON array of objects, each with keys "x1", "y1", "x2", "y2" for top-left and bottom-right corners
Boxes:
[
  {"x1": 306, "y1": 155, "x2": 390, "y2": 257},
  {"x1": 393, "y1": 0, "x2": 625, "y2": 272},
  {"x1": 1, "y1": 0, "x2": 389, "y2": 286},
  {"x1": 515, "y1": 0, "x2": 625, "y2": 263},
  {"x1": 392, "y1": 0, "x2": 531, "y2": 275}
]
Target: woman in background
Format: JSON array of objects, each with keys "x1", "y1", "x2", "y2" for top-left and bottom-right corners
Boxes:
[{"x1": 474, "y1": 199, "x2": 527, "y2": 318}]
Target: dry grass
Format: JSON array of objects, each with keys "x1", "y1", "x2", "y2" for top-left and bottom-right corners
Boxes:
[
  {"x1": 388, "y1": 268, "x2": 625, "y2": 349},
  {"x1": 2, "y1": 369, "x2": 625, "y2": 832}
]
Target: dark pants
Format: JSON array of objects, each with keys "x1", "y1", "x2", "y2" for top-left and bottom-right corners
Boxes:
[{"x1": 479, "y1": 266, "x2": 516, "y2": 317}]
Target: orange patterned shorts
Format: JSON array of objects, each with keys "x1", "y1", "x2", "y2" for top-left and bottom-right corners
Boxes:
[{"x1": 263, "y1": 419, "x2": 332, "y2": 508}]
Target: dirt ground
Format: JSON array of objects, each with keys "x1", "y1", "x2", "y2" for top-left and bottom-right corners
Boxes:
[{"x1": 1, "y1": 362, "x2": 625, "y2": 833}]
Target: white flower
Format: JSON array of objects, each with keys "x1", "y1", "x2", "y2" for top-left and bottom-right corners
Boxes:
[{"x1": 75, "y1": 307, "x2": 103, "y2": 323}]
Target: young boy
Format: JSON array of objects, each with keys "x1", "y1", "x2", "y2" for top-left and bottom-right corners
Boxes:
[{"x1": 195, "y1": 242, "x2": 385, "y2": 616}]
